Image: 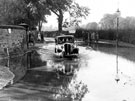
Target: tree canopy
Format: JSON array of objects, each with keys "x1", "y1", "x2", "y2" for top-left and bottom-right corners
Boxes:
[
  {"x1": 46, "y1": 0, "x2": 72, "y2": 32},
  {"x1": 0, "y1": 0, "x2": 26, "y2": 25},
  {"x1": 99, "y1": 14, "x2": 118, "y2": 30},
  {"x1": 68, "y1": 2, "x2": 90, "y2": 26},
  {"x1": 86, "y1": 22, "x2": 98, "y2": 30},
  {"x1": 99, "y1": 13, "x2": 135, "y2": 30},
  {"x1": 0, "y1": 0, "x2": 50, "y2": 30},
  {"x1": 0, "y1": 0, "x2": 89, "y2": 32},
  {"x1": 63, "y1": 2, "x2": 90, "y2": 29},
  {"x1": 46, "y1": 0, "x2": 90, "y2": 32}
]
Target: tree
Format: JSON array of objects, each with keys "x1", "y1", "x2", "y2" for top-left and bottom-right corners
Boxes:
[
  {"x1": 46, "y1": 0, "x2": 72, "y2": 33},
  {"x1": 86, "y1": 22, "x2": 98, "y2": 30},
  {"x1": 120, "y1": 17, "x2": 135, "y2": 30},
  {"x1": 100, "y1": 14, "x2": 118, "y2": 30},
  {"x1": 100, "y1": 13, "x2": 135, "y2": 30},
  {"x1": 0, "y1": 0, "x2": 50, "y2": 30},
  {"x1": 99, "y1": 13, "x2": 135, "y2": 42},
  {"x1": 68, "y1": 2, "x2": 90, "y2": 27},
  {"x1": 47, "y1": 0, "x2": 90, "y2": 33},
  {"x1": 0, "y1": 0, "x2": 27, "y2": 25},
  {"x1": 26, "y1": 0, "x2": 51, "y2": 30}
]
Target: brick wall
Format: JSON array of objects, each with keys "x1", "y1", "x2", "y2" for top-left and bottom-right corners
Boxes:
[{"x1": 0, "y1": 28, "x2": 27, "y2": 57}]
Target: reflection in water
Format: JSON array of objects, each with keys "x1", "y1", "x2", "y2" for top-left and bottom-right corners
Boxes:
[
  {"x1": 77, "y1": 46, "x2": 135, "y2": 101},
  {"x1": 0, "y1": 66, "x2": 14, "y2": 89},
  {"x1": 52, "y1": 60, "x2": 89, "y2": 100},
  {"x1": 19, "y1": 54, "x2": 89, "y2": 101},
  {"x1": 3, "y1": 43, "x2": 135, "y2": 100},
  {"x1": 0, "y1": 50, "x2": 48, "y2": 90},
  {"x1": 9, "y1": 54, "x2": 27, "y2": 83},
  {"x1": 29, "y1": 50, "x2": 47, "y2": 68},
  {"x1": 0, "y1": 53, "x2": 28, "y2": 89},
  {"x1": 54, "y1": 60, "x2": 79, "y2": 75}
]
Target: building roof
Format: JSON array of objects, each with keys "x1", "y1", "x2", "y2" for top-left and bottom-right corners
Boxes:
[
  {"x1": 0, "y1": 25, "x2": 25, "y2": 30},
  {"x1": 55, "y1": 34, "x2": 74, "y2": 39}
]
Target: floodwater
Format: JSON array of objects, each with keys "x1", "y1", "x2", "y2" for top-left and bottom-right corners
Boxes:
[
  {"x1": 1, "y1": 42, "x2": 135, "y2": 101},
  {"x1": 78, "y1": 47, "x2": 135, "y2": 101},
  {"x1": 0, "y1": 54, "x2": 27, "y2": 89},
  {"x1": 33, "y1": 43, "x2": 135, "y2": 101}
]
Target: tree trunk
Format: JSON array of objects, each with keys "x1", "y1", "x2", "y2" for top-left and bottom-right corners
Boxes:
[
  {"x1": 58, "y1": 9, "x2": 63, "y2": 34},
  {"x1": 38, "y1": 21, "x2": 43, "y2": 32}
]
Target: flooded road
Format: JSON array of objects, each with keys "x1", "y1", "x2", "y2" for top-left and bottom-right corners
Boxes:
[
  {"x1": 78, "y1": 47, "x2": 135, "y2": 101},
  {"x1": 1, "y1": 42, "x2": 135, "y2": 101},
  {"x1": 0, "y1": 54, "x2": 27, "y2": 89}
]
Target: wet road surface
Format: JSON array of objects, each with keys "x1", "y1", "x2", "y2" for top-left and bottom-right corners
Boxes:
[{"x1": 0, "y1": 42, "x2": 135, "y2": 101}]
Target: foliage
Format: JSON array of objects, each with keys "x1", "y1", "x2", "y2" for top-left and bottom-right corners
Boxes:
[
  {"x1": 99, "y1": 14, "x2": 118, "y2": 30},
  {"x1": 68, "y1": 2, "x2": 90, "y2": 27},
  {"x1": 26, "y1": 0, "x2": 51, "y2": 30},
  {"x1": 0, "y1": 0, "x2": 50, "y2": 29},
  {"x1": 46, "y1": 0, "x2": 72, "y2": 12},
  {"x1": 68, "y1": 79, "x2": 89, "y2": 100},
  {"x1": 0, "y1": 0, "x2": 27, "y2": 25},
  {"x1": 97, "y1": 13, "x2": 135, "y2": 44},
  {"x1": 120, "y1": 17, "x2": 135, "y2": 30},
  {"x1": 52, "y1": 79, "x2": 89, "y2": 101},
  {"x1": 100, "y1": 13, "x2": 135, "y2": 30},
  {"x1": 86, "y1": 22, "x2": 98, "y2": 30},
  {"x1": 0, "y1": 0, "x2": 89, "y2": 32},
  {"x1": 46, "y1": 0, "x2": 72, "y2": 32},
  {"x1": 74, "y1": 12, "x2": 135, "y2": 45},
  {"x1": 47, "y1": 0, "x2": 90, "y2": 32},
  {"x1": 63, "y1": 2, "x2": 90, "y2": 28}
]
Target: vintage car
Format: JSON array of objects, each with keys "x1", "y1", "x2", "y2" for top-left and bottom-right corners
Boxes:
[{"x1": 55, "y1": 35, "x2": 79, "y2": 58}]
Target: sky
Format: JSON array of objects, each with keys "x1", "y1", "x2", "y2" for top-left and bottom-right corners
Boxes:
[
  {"x1": 42, "y1": 0, "x2": 135, "y2": 31},
  {"x1": 76, "y1": 0, "x2": 135, "y2": 23}
]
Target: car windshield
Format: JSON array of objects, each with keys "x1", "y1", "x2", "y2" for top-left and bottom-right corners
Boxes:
[{"x1": 57, "y1": 37, "x2": 74, "y2": 44}]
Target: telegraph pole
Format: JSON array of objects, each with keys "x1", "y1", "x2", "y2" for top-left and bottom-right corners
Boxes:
[{"x1": 115, "y1": 8, "x2": 120, "y2": 83}]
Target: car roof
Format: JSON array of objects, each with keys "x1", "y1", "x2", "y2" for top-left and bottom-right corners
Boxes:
[{"x1": 55, "y1": 35, "x2": 74, "y2": 39}]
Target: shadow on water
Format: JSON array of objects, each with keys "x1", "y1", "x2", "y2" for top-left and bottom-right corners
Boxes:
[
  {"x1": 86, "y1": 42, "x2": 135, "y2": 62},
  {"x1": 0, "y1": 45, "x2": 89, "y2": 100},
  {"x1": 0, "y1": 50, "x2": 44, "y2": 89},
  {"x1": 5, "y1": 53, "x2": 88, "y2": 101},
  {"x1": 82, "y1": 41, "x2": 135, "y2": 66},
  {"x1": 28, "y1": 50, "x2": 47, "y2": 68},
  {"x1": 78, "y1": 42, "x2": 135, "y2": 101},
  {"x1": 0, "y1": 53, "x2": 28, "y2": 89},
  {"x1": 9, "y1": 55, "x2": 28, "y2": 83}
]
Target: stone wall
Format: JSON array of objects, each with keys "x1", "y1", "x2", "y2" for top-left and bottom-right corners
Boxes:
[{"x1": 0, "y1": 28, "x2": 27, "y2": 57}]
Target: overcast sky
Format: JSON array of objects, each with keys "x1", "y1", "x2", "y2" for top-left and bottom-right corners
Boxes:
[
  {"x1": 43, "y1": 0, "x2": 135, "y2": 30},
  {"x1": 76, "y1": 0, "x2": 135, "y2": 23}
]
